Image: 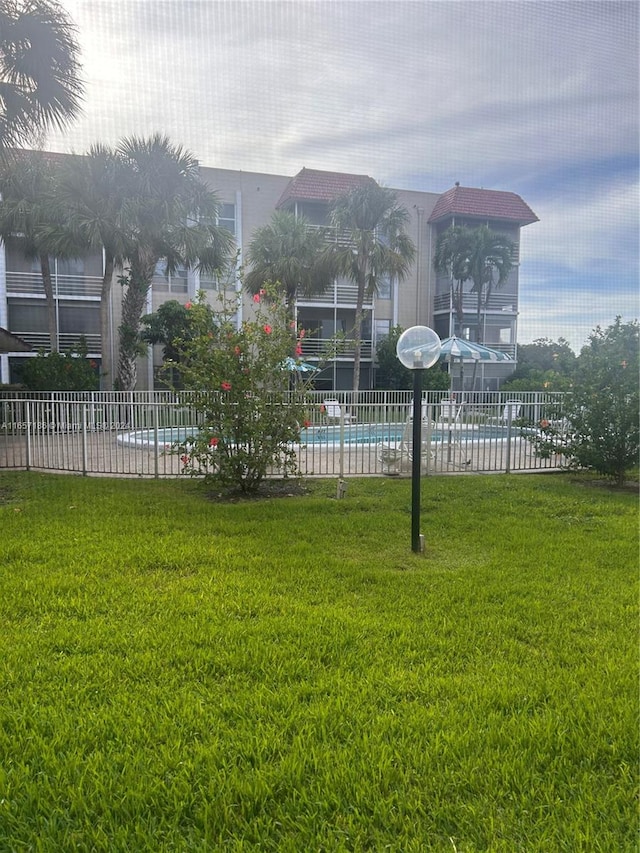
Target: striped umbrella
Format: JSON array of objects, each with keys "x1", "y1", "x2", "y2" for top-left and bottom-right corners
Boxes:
[
  {"x1": 438, "y1": 336, "x2": 513, "y2": 394},
  {"x1": 438, "y1": 336, "x2": 513, "y2": 363}
]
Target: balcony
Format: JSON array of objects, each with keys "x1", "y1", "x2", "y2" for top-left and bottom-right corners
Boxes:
[
  {"x1": 6, "y1": 271, "x2": 102, "y2": 299},
  {"x1": 8, "y1": 331, "x2": 101, "y2": 352},
  {"x1": 433, "y1": 291, "x2": 517, "y2": 313},
  {"x1": 300, "y1": 337, "x2": 373, "y2": 361}
]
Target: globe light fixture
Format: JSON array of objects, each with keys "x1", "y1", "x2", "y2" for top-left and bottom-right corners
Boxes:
[{"x1": 396, "y1": 326, "x2": 441, "y2": 553}]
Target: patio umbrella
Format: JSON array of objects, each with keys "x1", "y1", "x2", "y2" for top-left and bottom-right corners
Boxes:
[
  {"x1": 438, "y1": 336, "x2": 512, "y2": 394},
  {"x1": 281, "y1": 356, "x2": 318, "y2": 373}
]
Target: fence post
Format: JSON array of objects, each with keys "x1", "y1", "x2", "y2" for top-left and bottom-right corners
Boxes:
[
  {"x1": 505, "y1": 402, "x2": 513, "y2": 474},
  {"x1": 82, "y1": 403, "x2": 88, "y2": 476},
  {"x1": 153, "y1": 404, "x2": 159, "y2": 479},
  {"x1": 25, "y1": 400, "x2": 31, "y2": 471}
]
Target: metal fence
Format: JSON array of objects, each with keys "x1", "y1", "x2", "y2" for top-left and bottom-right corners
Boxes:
[{"x1": 0, "y1": 390, "x2": 569, "y2": 479}]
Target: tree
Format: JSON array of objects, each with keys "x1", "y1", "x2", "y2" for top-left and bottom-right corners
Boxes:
[
  {"x1": 0, "y1": 0, "x2": 83, "y2": 158},
  {"x1": 375, "y1": 325, "x2": 449, "y2": 391},
  {"x1": 328, "y1": 183, "x2": 415, "y2": 392},
  {"x1": 140, "y1": 299, "x2": 195, "y2": 387},
  {"x1": 433, "y1": 224, "x2": 472, "y2": 336},
  {"x1": 113, "y1": 134, "x2": 234, "y2": 391},
  {"x1": 244, "y1": 210, "x2": 333, "y2": 320},
  {"x1": 53, "y1": 144, "x2": 130, "y2": 388},
  {"x1": 0, "y1": 149, "x2": 74, "y2": 351},
  {"x1": 502, "y1": 336, "x2": 576, "y2": 392},
  {"x1": 567, "y1": 318, "x2": 639, "y2": 485},
  {"x1": 433, "y1": 224, "x2": 515, "y2": 343}
]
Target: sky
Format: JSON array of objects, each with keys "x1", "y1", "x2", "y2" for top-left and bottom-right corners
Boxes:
[{"x1": 46, "y1": 0, "x2": 639, "y2": 353}]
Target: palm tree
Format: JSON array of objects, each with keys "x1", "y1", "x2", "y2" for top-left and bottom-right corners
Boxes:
[
  {"x1": 244, "y1": 210, "x2": 332, "y2": 319},
  {"x1": 0, "y1": 0, "x2": 83, "y2": 159},
  {"x1": 54, "y1": 144, "x2": 130, "y2": 388},
  {"x1": 0, "y1": 150, "x2": 73, "y2": 351},
  {"x1": 465, "y1": 225, "x2": 515, "y2": 344},
  {"x1": 434, "y1": 224, "x2": 515, "y2": 344},
  {"x1": 113, "y1": 134, "x2": 234, "y2": 391},
  {"x1": 328, "y1": 183, "x2": 415, "y2": 392},
  {"x1": 433, "y1": 224, "x2": 473, "y2": 337}
]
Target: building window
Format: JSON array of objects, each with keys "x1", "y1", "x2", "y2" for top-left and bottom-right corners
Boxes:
[
  {"x1": 374, "y1": 319, "x2": 391, "y2": 345},
  {"x1": 152, "y1": 260, "x2": 188, "y2": 293},
  {"x1": 377, "y1": 274, "x2": 392, "y2": 300},
  {"x1": 217, "y1": 203, "x2": 236, "y2": 236}
]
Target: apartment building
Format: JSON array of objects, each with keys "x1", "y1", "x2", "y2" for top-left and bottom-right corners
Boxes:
[{"x1": 0, "y1": 163, "x2": 537, "y2": 390}]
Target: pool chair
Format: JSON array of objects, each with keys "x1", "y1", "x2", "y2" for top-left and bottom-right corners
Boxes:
[
  {"x1": 322, "y1": 400, "x2": 356, "y2": 424},
  {"x1": 487, "y1": 400, "x2": 522, "y2": 425},
  {"x1": 377, "y1": 405, "x2": 435, "y2": 476},
  {"x1": 439, "y1": 398, "x2": 462, "y2": 425}
]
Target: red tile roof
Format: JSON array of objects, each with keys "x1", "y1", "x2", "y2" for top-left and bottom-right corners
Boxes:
[
  {"x1": 428, "y1": 185, "x2": 538, "y2": 225},
  {"x1": 276, "y1": 167, "x2": 377, "y2": 208}
]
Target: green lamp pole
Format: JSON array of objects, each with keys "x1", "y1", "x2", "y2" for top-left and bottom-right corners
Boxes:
[{"x1": 396, "y1": 326, "x2": 441, "y2": 553}]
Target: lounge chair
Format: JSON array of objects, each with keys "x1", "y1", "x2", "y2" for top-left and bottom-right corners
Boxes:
[
  {"x1": 377, "y1": 404, "x2": 434, "y2": 475},
  {"x1": 487, "y1": 400, "x2": 522, "y2": 425},
  {"x1": 439, "y1": 398, "x2": 462, "y2": 425},
  {"x1": 322, "y1": 399, "x2": 356, "y2": 424}
]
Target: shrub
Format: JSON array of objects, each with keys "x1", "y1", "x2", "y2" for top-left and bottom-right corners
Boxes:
[
  {"x1": 533, "y1": 318, "x2": 639, "y2": 485},
  {"x1": 173, "y1": 289, "x2": 311, "y2": 492},
  {"x1": 20, "y1": 340, "x2": 99, "y2": 391}
]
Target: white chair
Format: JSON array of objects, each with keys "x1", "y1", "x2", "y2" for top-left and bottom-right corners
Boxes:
[
  {"x1": 322, "y1": 399, "x2": 356, "y2": 424},
  {"x1": 377, "y1": 405, "x2": 434, "y2": 475},
  {"x1": 487, "y1": 400, "x2": 522, "y2": 425}
]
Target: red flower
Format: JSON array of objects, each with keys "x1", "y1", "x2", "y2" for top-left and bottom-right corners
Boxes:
[
  {"x1": 221, "y1": 381, "x2": 232, "y2": 391},
  {"x1": 209, "y1": 437, "x2": 219, "y2": 447},
  {"x1": 185, "y1": 301, "x2": 192, "y2": 309},
  {"x1": 303, "y1": 419, "x2": 311, "y2": 428},
  {"x1": 253, "y1": 293, "x2": 260, "y2": 303},
  {"x1": 263, "y1": 324, "x2": 272, "y2": 334},
  {"x1": 295, "y1": 344, "x2": 303, "y2": 356},
  {"x1": 181, "y1": 454, "x2": 189, "y2": 465}
]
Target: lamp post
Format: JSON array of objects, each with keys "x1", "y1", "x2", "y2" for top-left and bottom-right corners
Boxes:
[{"x1": 396, "y1": 326, "x2": 441, "y2": 553}]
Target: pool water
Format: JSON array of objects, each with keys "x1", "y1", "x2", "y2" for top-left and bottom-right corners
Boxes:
[{"x1": 117, "y1": 422, "x2": 515, "y2": 449}]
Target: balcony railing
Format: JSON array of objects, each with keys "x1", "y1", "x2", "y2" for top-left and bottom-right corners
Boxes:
[
  {"x1": 300, "y1": 338, "x2": 373, "y2": 361},
  {"x1": 296, "y1": 280, "x2": 373, "y2": 307},
  {"x1": 433, "y1": 292, "x2": 517, "y2": 313},
  {"x1": 6, "y1": 271, "x2": 102, "y2": 299},
  {"x1": 8, "y1": 332, "x2": 101, "y2": 352}
]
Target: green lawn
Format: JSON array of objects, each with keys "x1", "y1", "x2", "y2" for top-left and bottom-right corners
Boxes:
[{"x1": 0, "y1": 471, "x2": 637, "y2": 852}]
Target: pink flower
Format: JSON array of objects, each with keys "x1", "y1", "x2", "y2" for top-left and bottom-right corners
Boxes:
[
  {"x1": 259, "y1": 288, "x2": 266, "y2": 296},
  {"x1": 295, "y1": 344, "x2": 303, "y2": 356},
  {"x1": 263, "y1": 324, "x2": 272, "y2": 334},
  {"x1": 221, "y1": 381, "x2": 232, "y2": 391},
  {"x1": 209, "y1": 437, "x2": 219, "y2": 447},
  {"x1": 299, "y1": 329, "x2": 305, "y2": 339},
  {"x1": 185, "y1": 302, "x2": 192, "y2": 309},
  {"x1": 253, "y1": 293, "x2": 260, "y2": 303}
]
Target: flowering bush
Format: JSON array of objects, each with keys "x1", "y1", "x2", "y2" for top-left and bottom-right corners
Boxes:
[{"x1": 172, "y1": 289, "x2": 312, "y2": 492}]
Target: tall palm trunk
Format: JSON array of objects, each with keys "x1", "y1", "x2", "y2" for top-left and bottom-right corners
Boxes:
[
  {"x1": 99, "y1": 257, "x2": 114, "y2": 389},
  {"x1": 351, "y1": 268, "x2": 366, "y2": 394},
  {"x1": 40, "y1": 254, "x2": 58, "y2": 352},
  {"x1": 116, "y1": 258, "x2": 154, "y2": 391}
]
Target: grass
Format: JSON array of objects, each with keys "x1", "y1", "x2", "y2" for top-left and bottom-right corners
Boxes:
[{"x1": 0, "y1": 471, "x2": 637, "y2": 852}]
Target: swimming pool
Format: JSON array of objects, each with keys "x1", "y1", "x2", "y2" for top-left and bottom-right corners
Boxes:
[{"x1": 116, "y1": 422, "x2": 517, "y2": 450}]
